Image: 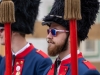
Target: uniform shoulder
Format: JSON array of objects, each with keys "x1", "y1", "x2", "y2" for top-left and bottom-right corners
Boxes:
[
  {"x1": 83, "y1": 69, "x2": 100, "y2": 75},
  {"x1": 78, "y1": 58, "x2": 96, "y2": 70},
  {"x1": 36, "y1": 50, "x2": 49, "y2": 58},
  {"x1": 82, "y1": 60, "x2": 96, "y2": 70},
  {"x1": 78, "y1": 58, "x2": 98, "y2": 75}
]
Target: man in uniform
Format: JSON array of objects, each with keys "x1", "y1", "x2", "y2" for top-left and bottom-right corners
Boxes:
[
  {"x1": 42, "y1": 0, "x2": 100, "y2": 75},
  {"x1": 0, "y1": 0, "x2": 52, "y2": 75}
]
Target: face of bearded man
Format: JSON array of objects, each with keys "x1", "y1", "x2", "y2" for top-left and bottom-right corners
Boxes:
[
  {"x1": 47, "y1": 38, "x2": 68, "y2": 56},
  {"x1": 46, "y1": 23, "x2": 69, "y2": 56}
]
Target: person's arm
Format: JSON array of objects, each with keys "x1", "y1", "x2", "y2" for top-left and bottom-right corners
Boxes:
[
  {"x1": 36, "y1": 58, "x2": 52, "y2": 75},
  {"x1": 84, "y1": 69, "x2": 100, "y2": 75}
]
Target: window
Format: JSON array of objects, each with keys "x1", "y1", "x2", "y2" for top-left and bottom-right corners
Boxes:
[
  {"x1": 80, "y1": 40, "x2": 99, "y2": 57},
  {"x1": 95, "y1": 8, "x2": 100, "y2": 24}
]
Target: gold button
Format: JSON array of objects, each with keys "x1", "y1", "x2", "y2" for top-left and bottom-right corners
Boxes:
[
  {"x1": 20, "y1": 61, "x2": 23, "y2": 64},
  {"x1": 65, "y1": 68, "x2": 67, "y2": 72},
  {"x1": 16, "y1": 71, "x2": 20, "y2": 75},
  {"x1": 16, "y1": 62, "x2": 19, "y2": 65}
]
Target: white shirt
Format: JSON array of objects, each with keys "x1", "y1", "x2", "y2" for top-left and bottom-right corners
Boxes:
[
  {"x1": 12, "y1": 42, "x2": 30, "y2": 56},
  {"x1": 57, "y1": 50, "x2": 80, "y2": 75},
  {"x1": 12, "y1": 43, "x2": 30, "y2": 66}
]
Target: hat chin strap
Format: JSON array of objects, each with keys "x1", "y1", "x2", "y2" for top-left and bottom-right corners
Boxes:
[{"x1": 60, "y1": 33, "x2": 69, "y2": 53}]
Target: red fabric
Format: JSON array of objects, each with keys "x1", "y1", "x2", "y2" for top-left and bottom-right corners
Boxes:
[
  {"x1": 47, "y1": 53, "x2": 83, "y2": 75},
  {"x1": 70, "y1": 20, "x2": 78, "y2": 75},
  {"x1": 5, "y1": 23, "x2": 12, "y2": 75},
  {"x1": 61, "y1": 53, "x2": 83, "y2": 65},
  {"x1": 47, "y1": 64, "x2": 55, "y2": 75},
  {"x1": 36, "y1": 50, "x2": 48, "y2": 58},
  {"x1": 16, "y1": 44, "x2": 34, "y2": 59},
  {"x1": 13, "y1": 59, "x2": 24, "y2": 75},
  {"x1": 58, "y1": 66, "x2": 68, "y2": 75},
  {"x1": 83, "y1": 61, "x2": 96, "y2": 70}
]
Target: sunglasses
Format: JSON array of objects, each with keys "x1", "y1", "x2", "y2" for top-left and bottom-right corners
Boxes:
[
  {"x1": 0, "y1": 28, "x2": 4, "y2": 33},
  {"x1": 47, "y1": 29, "x2": 69, "y2": 36}
]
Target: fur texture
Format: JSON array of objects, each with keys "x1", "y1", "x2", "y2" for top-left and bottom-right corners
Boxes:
[
  {"x1": 0, "y1": 0, "x2": 40, "y2": 34},
  {"x1": 43, "y1": 0, "x2": 99, "y2": 41}
]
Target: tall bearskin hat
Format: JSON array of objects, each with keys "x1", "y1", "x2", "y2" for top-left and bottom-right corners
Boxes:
[
  {"x1": 42, "y1": 0, "x2": 99, "y2": 41},
  {"x1": 0, "y1": 0, "x2": 40, "y2": 34}
]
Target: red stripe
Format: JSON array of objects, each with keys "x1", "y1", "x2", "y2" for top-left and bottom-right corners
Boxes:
[
  {"x1": 83, "y1": 61, "x2": 96, "y2": 70},
  {"x1": 61, "y1": 52, "x2": 83, "y2": 65},
  {"x1": 36, "y1": 50, "x2": 48, "y2": 58},
  {"x1": 16, "y1": 44, "x2": 34, "y2": 59}
]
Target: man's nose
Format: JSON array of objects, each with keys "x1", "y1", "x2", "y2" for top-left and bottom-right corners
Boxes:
[{"x1": 47, "y1": 32, "x2": 53, "y2": 39}]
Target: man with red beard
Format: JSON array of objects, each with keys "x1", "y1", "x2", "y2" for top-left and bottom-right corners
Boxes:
[{"x1": 42, "y1": 0, "x2": 100, "y2": 75}]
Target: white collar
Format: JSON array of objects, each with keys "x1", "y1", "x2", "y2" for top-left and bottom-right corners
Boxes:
[
  {"x1": 61, "y1": 50, "x2": 80, "y2": 61},
  {"x1": 12, "y1": 43, "x2": 30, "y2": 56}
]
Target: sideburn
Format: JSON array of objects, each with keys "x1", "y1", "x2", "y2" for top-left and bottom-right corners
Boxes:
[
  {"x1": 60, "y1": 33, "x2": 69, "y2": 53},
  {"x1": 48, "y1": 33, "x2": 69, "y2": 56}
]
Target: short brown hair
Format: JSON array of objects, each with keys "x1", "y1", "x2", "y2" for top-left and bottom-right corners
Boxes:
[{"x1": 19, "y1": 32, "x2": 26, "y2": 38}]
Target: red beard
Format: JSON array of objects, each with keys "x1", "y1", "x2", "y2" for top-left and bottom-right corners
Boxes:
[{"x1": 47, "y1": 39, "x2": 65, "y2": 56}]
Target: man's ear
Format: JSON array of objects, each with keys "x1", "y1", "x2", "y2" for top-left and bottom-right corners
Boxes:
[{"x1": 11, "y1": 31, "x2": 18, "y2": 36}]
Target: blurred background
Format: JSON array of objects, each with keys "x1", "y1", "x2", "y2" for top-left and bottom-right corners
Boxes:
[{"x1": 0, "y1": 0, "x2": 100, "y2": 71}]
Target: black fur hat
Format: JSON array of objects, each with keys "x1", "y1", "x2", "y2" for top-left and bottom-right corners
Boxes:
[
  {"x1": 42, "y1": 0, "x2": 99, "y2": 41},
  {"x1": 0, "y1": 24, "x2": 3, "y2": 27},
  {"x1": 0, "y1": 0, "x2": 40, "y2": 34}
]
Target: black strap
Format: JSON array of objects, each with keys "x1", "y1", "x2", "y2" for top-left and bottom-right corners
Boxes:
[
  {"x1": 12, "y1": 55, "x2": 15, "y2": 71},
  {"x1": 54, "y1": 59, "x2": 61, "y2": 75}
]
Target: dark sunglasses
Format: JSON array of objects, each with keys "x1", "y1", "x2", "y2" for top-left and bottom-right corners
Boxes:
[
  {"x1": 0, "y1": 28, "x2": 4, "y2": 33},
  {"x1": 47, "y1": 29, "x2": 69, "y2": 36}
]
